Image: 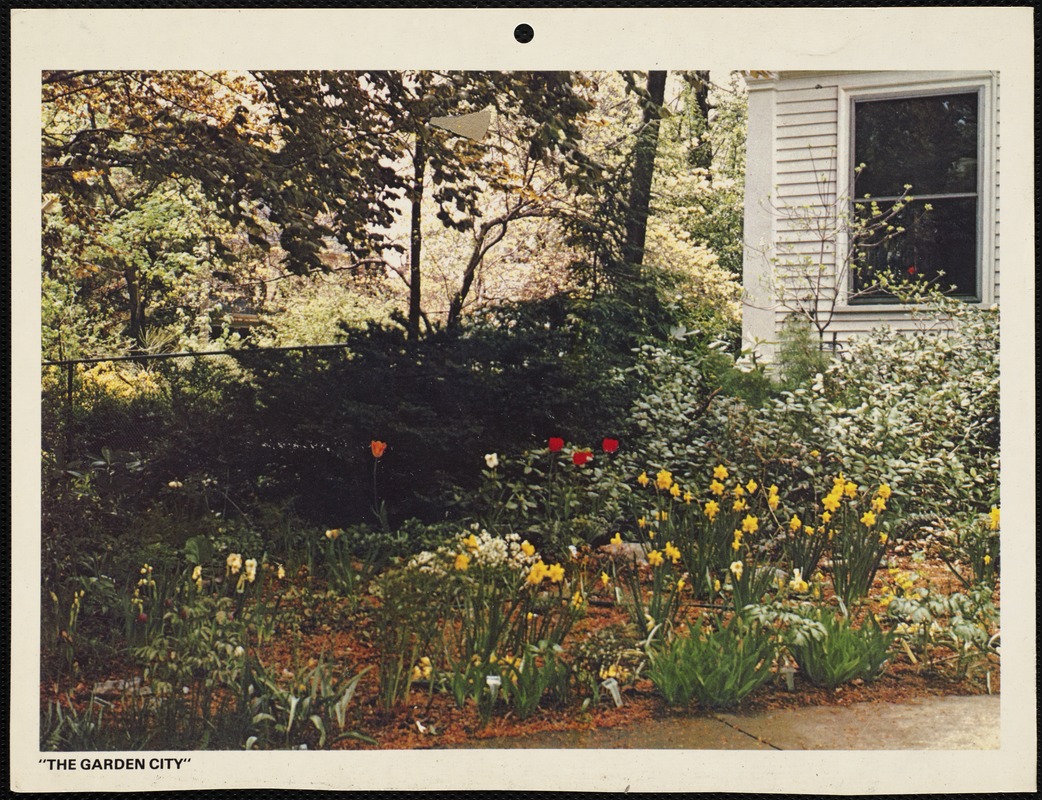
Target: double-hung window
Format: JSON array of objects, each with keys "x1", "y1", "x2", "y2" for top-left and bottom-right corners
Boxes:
[{"x1": 849, "y1": 90, "x2": 981, "y2": 302}]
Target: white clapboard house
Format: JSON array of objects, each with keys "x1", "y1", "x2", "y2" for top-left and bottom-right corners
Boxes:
[{"x1": 741, "y1": 71, "x2": 999, "y2": 358}]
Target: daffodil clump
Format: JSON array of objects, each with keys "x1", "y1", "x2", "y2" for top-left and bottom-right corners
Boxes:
[
  {"x1": 371, "y1": 526, "x2": 583, "y2": 714},
  {"x1": 627, "y1": 463, "x2": 787, "y2": 605},
  {"x1": 821, "y1": 478, "x2": 896, "y2": 608}
]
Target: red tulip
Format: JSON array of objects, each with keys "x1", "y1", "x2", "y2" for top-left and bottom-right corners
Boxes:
[
  {"x1": 548, "y1": 437, "x2": 565, "y2": 453},
  {"x1": 137, "y1": 612, "x2": 148, "y2": 623},
  {"x1": 907, "y1": 266, "x2": 917, "y2": 276},
  {"x1": 572, "y1": 450, "x2": 593, "y2": 467},
  {"x1": 602, "y1": 438, "x2": 619, "y2": 454}
]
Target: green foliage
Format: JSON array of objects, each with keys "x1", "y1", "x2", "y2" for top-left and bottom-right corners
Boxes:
[
  {"x1": 652, "y1": 71, "x2": 746, "y2": 276},
  {"x1": 774, "y1": 316, "x2": 832, "y2": 391},
  {"x1": 935, "y1": 512, "x2": 1000, "y2": 589},
  {"x1": 828, "y1": 302, "x2": 999, "y2": 516},
  {"x1": 646, "y1": 613, "x2": 777, "y2": 709},
  {"x1": 887, "y1": 583, "x2": 999, "y2": 680},
  {"x1": 787, "y1": 608, "x2": 895, "y2": 689},
  {"x1": 465, "y1": 441, "x2": 630, "y2": 559},
  {"x1": 248, "y1": 658, "x2": 373, "y2": 749}
]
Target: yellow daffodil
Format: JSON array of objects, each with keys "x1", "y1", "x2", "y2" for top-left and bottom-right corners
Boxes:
[
  {"x1": 669, "y1": 483, "x2": 682, "y2": 498},
  {"x1": 637, "y1": 471, "x2": 650, "y2": 487},
  {"x1": 709, "y1": 480, "x2": 725, "y2": 496},
  {"x1": 788, "y1": 569, "x2": 809, "y2": 593},
  {"x1": 789, "y1": 514, "x2": 802, "y2": 531},
  {"x1": 768, "y1": 494, "x2": 780, "y2": 510},
  {"x1": 647, "y1": 550, "x2": 665, "y2": 567},
  {"x1": 877, "y1": 484, "x2": 892, "y2": 500},
  {"x1": 741, "y1": 514, "x2": 759, "y2": 534},
  {"x1": 704, "y1": 500, "x2": 720, "y2": 521},
  {"x1": 989, "y1": 506, "x2": 1000, "y2": 531},
  {"x1": 729, "y1": 560, "x2": 744, "y2": 580},
  {"x1": 610, "y1": 532, "x2": 622, "y2": 546},
  {"x1": 657, "y1": 510, "x2": 668, "y2": 522},
  {"x1": 844, "y1": 481, "x2": 858, "y2": 499},
  {"x1": 600, "y1": 571, "x2": 611, "y2": 586},
  {"x1": 713, "y1": 578, "x2": 721, "y2": 592},
  {"x1": 648, "y1": 530, "x2": 656, "y2": 540},
  {"x1": 733, "y1": 484, "x2": 745, "y2": 498},
  {"x1": 683, "y1": 491, "x2": 694, "y2": 504},
  {"x1": 664, "y1": 542, "x2": 681, "y2": 563},
  {"x1": 746, "y1": 479, "x2": 758, "y2": 494},
  {"x1": 547, "y1": 563, "x2": 566, "y2": 583},
  {"x1": 277, "y1": 564, "x2": 286, "y2": 580},
  {"x1": 804, "y1": 525, "x2": 815, "y2": 536},
  {"x1": 713, "y1": 465, "x2": 729, "y2": 481},
  {"x1": 822, "y1": 511, "x2": 832, "y2": 524},
  {"x1": 637, "y1": 516, "x2": 647, "y2": 529},
  {"x1": 244, "y1": 558, "x2": 257, "y2": 584},
  {"x1": 526, "y1": 561, "x2": 548, "y2": 585},
  {"x1": 454, "y1": 553, "x2": 471, "y2": 571},
  {"x1": 871, "y1": 496, "x2": 887, "y2": 512},
  {"x1": 732, "y1": 498, "x2": 747, "y2": 512},
  {"x1": 570, "y1": 590, "x2": 584, "y2": 608},
  {"x1": 822, "y1": 493, "x2": 841, "y2": 513},
  {"x1": 860, "y1": 510, "x2": 877, "y2": 527},
  {"x1": 983, "y1": 554, "x2": 992, "y2": 565},
  {"x1": 521, "y1": 540, "x2": 536, "y2": 557},
  {"x1": 879, "y1": 532, "x2": 888, "y2": 545},
  {"x1": 810, "y1": 449, "x2": 820, "y2": 458},
  {"x1": 463, "y1": 534, "x2": 479, "y2": 550},
  {"x1": 226, "y1": 553, "x2": 242, "y2": 575},
  {"x1": 656, "y1": 470, "x2": 674, "y2": 491}
]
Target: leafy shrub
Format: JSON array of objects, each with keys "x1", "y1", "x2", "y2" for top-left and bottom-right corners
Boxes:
[
  {"x1": 787, "y1": 609, "x2": 895, "y2": 689},
  {"x1": 646, "y1": 614, "x2": 777, "y2": 709}
]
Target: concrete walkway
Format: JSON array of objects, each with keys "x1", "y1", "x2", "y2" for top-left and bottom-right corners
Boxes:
[{"x1": 457, "y1": 694, "x2": 1000, "y2": 750}]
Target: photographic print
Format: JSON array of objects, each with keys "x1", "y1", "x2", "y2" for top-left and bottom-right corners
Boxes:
[{"x1": 11, "y1": 7, "x2": 1036, "y2": 794}]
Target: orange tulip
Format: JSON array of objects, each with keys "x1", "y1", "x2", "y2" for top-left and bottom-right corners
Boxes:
[{"x1": 370, "y1": 440, "x2": 387, "y2": 458}]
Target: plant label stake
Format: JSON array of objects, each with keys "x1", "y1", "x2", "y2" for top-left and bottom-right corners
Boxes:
[
  {"x1": 600, "y1": 677, "x2": 623, "y2": 708},
  {"x1": 485, "y1": 675, "x2": 502, "y2": 705}
]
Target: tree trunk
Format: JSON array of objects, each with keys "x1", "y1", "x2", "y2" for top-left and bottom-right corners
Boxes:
[
  {"x1": 407, "y1": 137, "x2": 426, "y2": 341},
  {"x1": 124, "y1": 265, "x2": 147, "y2": 348},
  {"x1": 446, "y1": 221, "x2": 509, "y2": 329},
  {"x1": 621, "y1": 70, "x2": 668, "y2": 272}
]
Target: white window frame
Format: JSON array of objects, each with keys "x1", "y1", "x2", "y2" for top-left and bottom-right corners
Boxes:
[{"x1": 835, "y1": 72, "x2": 997, "y2": 310}]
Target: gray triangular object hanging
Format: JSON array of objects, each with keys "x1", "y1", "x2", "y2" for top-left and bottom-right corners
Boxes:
[{"x1": 429, "y1": 105, "x2": 494, "y2": 141}]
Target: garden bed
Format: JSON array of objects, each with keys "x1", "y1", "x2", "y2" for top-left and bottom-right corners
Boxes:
[{"x1": 41, "y1": 537, "x2": 999, "y2": 751}]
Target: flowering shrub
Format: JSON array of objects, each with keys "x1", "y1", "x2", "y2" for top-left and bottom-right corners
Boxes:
[{"x1": 616, "y1": 301, "x2": 998, "y2": 524}]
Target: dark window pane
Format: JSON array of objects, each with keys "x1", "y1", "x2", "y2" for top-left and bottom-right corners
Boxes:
[
  {"x1": 854, "y1": 93, "x2": 978, "y2": 198},
  {"x1": 851, "y1": 197, "x2": 979, "y2": 301}
]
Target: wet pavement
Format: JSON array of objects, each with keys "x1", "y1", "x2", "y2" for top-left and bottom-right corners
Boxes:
[{"x1": 456, "y1": 694, "x2": 1000, "y2": 750}]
